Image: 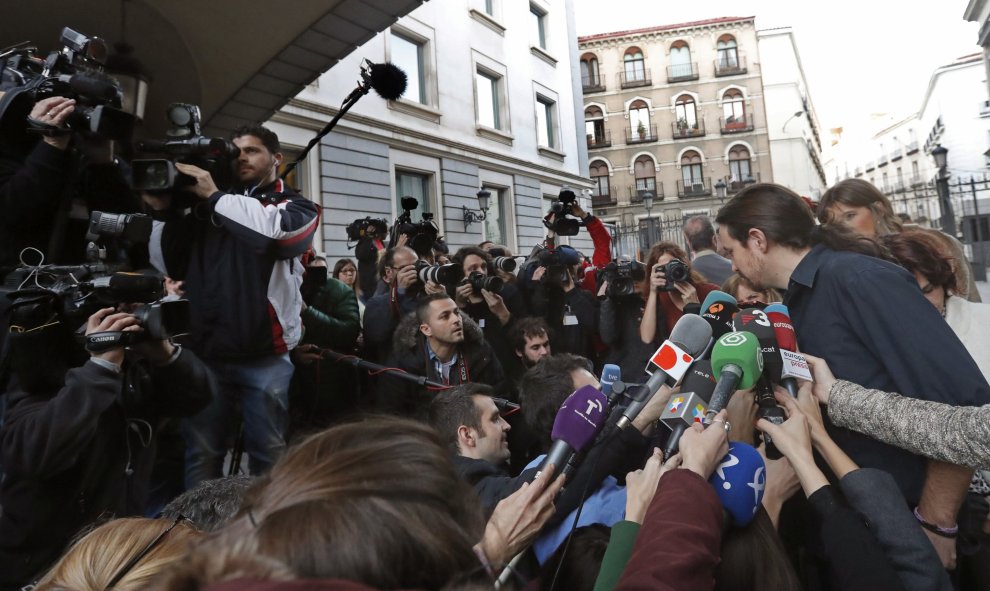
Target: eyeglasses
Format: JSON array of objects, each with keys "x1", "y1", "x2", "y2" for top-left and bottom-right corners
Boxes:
[{"x1": 104, "y1": 515, "x2": 187, "y2": 590}]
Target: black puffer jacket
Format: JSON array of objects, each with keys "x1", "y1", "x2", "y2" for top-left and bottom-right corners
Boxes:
[{"x1": 376, "y1": 312, "x2": 504, "y2": 417}]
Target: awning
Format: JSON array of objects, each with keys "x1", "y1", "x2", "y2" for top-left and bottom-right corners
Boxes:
[{"x1": 1, "y1": 0, "x2": 424, "y2": 137}]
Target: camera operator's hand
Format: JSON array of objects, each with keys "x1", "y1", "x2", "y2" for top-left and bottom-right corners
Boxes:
[
  {"x1": 650, "y1": 263, "x2": 668, "y2": 291},
  {"x1": 454, "y1": 282, "x2": 481, "y2": 307},
  {"x1": 396, "y1": 233, "x2": 409, "y2": 248},
  {"x1": 570, "y1": 202, "x2": 590, "y2": 220},
  {"x1": 531, "y1": 266, "x2": 547, "y2": 283},
  {"x1": 86, "y1": 307, "x2": 142, "y2": 367},
  {"x1": 481, "y1": 289, "x2": 510, "y2": 326},
  {"x1": 29, "y1": 97, "x2": 75, "y2": 150},
  {"x1": 175, "y1": 163, "x2": 220, "y2": 199},
  {"x1": 396, "y1": 264, "x2": 418, "y2": 291},
  {"x1": 423, "y1": 281, "x2": 446, "y2": 295},
  {"x1": 669, "y1": 281, "x2": 699, "y2": 311}
]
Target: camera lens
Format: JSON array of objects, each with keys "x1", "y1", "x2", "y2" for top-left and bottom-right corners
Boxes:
[{"x1": 493, "y1": 256, "x2": 516, "y2": 273}]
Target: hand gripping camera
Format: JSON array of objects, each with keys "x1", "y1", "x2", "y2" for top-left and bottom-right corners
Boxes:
[
  {"x1": 602, "y1": 259, "x2": 646, "y2": 298},
  {"x1": 655, "y1": 259, "x2": 690, "y2": 291}
]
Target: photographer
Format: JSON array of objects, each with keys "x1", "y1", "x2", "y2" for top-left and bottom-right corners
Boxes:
[
  {"x1": 450, "y1": 246, "x2": 527, "y2": 371},
  {"x1": 598, "y1": 259, "x2": 655, "y2": 378},
  {"x1": 144, "y1": 125, "x2": 319, "y2": 487},
  {"x1": 638, "y1": 241, "x2": 718, "y2": 347},
  {"x1": 0, "y1": 305, "x2": 213, "y2": 588},
  {"x1": 528, "y1": 245, "x2": 598, "y2": 360}
]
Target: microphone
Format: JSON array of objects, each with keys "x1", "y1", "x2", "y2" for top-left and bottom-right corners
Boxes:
[
  {"x1": 87, "y1": 272, "x2": 164, "y2": 302},
  {"x1": 706, "y1": 331, "x2": 763, "y2": 422},
  {"x1": 362, "y1": 60, "x2": 408, "y2": 100},
  {"x1": 700, "y1": 290, "x2": 737, "y2": 313},
  {"x1": 599, "y1": 363, "x2": 621, "y2": 403},
  {"x1": 58, "y1": 73, "x2": 121, "y2": 102},
  {"x1": 733, "y1": 307, "x2": 784, "y2": 393},
  {"x1": 766, "y1": 309, "x2": 811, "y2": 396},
  {"x1": 701, "y1": 298, "x2": 739, "y2": 348},
  {"x1": 537, "y1": 385, "x2": 609, "y2": 476},
  {"x1": 680, "y1": 359, "x2": 717, "y2": 402},
  {"x1": 660, "y1": 391, "x2": 709, "y2": 459},
  {"x1": 764, "y1": 303, "x2": 790, "y2": 316},
  {"x1": 709, "y1": 442, "x2": 766, "y2": 527},
  {"x1": 617, "y1": 314, "x2": 712, "y2": 429}
]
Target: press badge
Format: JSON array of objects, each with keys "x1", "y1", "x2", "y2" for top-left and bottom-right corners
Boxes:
[
  {"x1": 563, "y1": 304, "x2": 578, "y2": 326},
  {"x1": 478, "y1": 318, "x2": 486, "y2": 328}
]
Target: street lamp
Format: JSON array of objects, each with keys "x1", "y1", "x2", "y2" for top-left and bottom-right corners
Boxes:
[
  {"x1": 782, "y1": 110, "x2": 804, "y2": 132},
  {"x1": 714, "y1": 179, "x2": 727, "y2": 202},
  {"x1": 463, "y1": 189, "x2": 490, "y2": 230},
  {"x1": 930, "y1": 144, "x2": 957, "y2": 237}
]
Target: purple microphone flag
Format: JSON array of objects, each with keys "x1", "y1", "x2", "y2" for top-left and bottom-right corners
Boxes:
[{"x1": 550, "y1": 385, "x2": 609, "y2": 452}]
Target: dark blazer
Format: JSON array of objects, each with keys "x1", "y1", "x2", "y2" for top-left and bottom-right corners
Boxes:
[{"x1": 691, "y1": 251, "x2": 734, "y2": 286}]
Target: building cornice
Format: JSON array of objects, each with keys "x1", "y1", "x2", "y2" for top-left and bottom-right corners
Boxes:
[{"x1": 578, "y1": 17, "x2": 755, "y2": 49}]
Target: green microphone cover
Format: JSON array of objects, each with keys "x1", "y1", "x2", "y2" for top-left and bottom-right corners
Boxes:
[{"x1": 711, "y1": 331, "x2": 764, "y2": 390}]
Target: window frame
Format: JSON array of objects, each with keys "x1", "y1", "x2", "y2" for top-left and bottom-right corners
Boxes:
[
  {"x1": 385, "y1": 22, "x2": 440, "y2": 121},
  {"x1": 472, "y1": 51, "x2": 512, "y2": 143},
  {"x1": 530, "y1": 3, "x2": 548, "y2": 50}
]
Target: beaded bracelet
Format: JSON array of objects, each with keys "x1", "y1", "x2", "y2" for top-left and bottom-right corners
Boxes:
[{"x1": 913, "y1": 506, "x2": 958, "y2": 538}]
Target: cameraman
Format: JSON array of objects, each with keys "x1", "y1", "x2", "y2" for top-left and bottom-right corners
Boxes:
[
  {"x1": 363, "y1": 245, "x2": 446, "y2": 362},
  {"x1": 450, "y1": 246, "x2": 526, "y2": 370},
  {"x1": 0, "y1": 305, "x2": 213, "y2": 588},
  {"x1": 638, "y1": 241, "x2": 719, "y2": 347},
  {"x1": 529, "y1": 245, "x2": 598, "y2": 360},
  {"x1": 598, "y1": 260, "x2": 655, "y2": 378},
  {"x1": 144, "y1": 125, "x2": 319, "y2": 487}
]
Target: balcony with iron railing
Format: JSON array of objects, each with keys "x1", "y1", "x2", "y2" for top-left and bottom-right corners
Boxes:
[
  {"x1": 981, "y1": 99, "x2": 990, "y2": 117},
  {"x1": 906, "y1": 140, "x2": 919, "y2": 154},
  {"x1": 626, "y1": 124, "x2": 658, "y2": 144},
  {"x1": 727, "y1": 173, "x2": 760, "y2": 193},
  {"x1": 677, "y1": 177, "x2": 712, "y2": 198},
  {"x1": 581, "y1": 74, "x2": 606, "y2": 94},
  {"x1": 671, "y1": 119, "x2": 705, "y2": 139},
  {"x1": 591, "y1": 191, "x2": 615, "y2": 207},
  {"x1": 719, "y1": 114, "x2": 754, "y2": 134},
  {"x1": 865, "y1": 161, "x2": 875, "y2": 172},
  {"x1": 878, "y1": 155, "x2": 888, "y2": 167},
  {"x1": 714, "y1": 53, "x2": 747, "y2": 77},
  {"x1": 910, "y1": 174, "x2": 923, "y2": 187},
  {"x1": 891, "y1": 180, "x2": 905, "y2": 193},
  {"x1": 586, "y1": 131, "x2": 611, "y2": 149},
  {"x1": 629, "y1": 180, "x2": 662, "y2": 203},
  {"x1": 854, "y1": 167, "x2": 863, "y2": 177},
  {"x1": 619, "y1": 70, "x2": 652, "y2": 89},
  {"x1": 667, "y1": 62, "x2": 698, "y2": 83}
]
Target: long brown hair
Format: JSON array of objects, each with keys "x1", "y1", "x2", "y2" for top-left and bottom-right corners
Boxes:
[
  {"x1": 641, "y1": 241, "x2": 709, "y2": 299},
  {"x1": 818, "y1": 178, "x2": 903, "y2": 236},
  {"x1": 880, "y1": 230, "x2": 958, "y2": 293},
  {"x1": 162, "y1": 417, "x2": 486, "y2": 590},
  {"x1": 716, "y1": 183, "x2": 887, "y2": 259}
]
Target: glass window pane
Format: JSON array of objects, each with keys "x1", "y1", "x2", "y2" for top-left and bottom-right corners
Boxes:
[
  {"x1": 391, "y1": 33, "x2": 425, "y2": 104},
  {"x1": 482, "y1": 186, "x2": 505, "y2": 245},
  {"x1": 395, "y1": 171, "x2": 430, "y2": 220},
  {"x1": 530, "y1": 6, "x2": 546, "y2": 49},
  {"x1": 537, "y1": 98, "x2": 554, "y2": 148},
  {"x1": 484, "y1": 0, "x2": 494, "y2": 15},
  {"x1": 476, "y1": 71, "x2": 500, "y2": 129}
]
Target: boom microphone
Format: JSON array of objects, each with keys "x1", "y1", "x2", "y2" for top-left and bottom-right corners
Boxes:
[
  {"x1": 58, "y1": 72, "x2": 120, "y2": 102},
  {"x1": 363, "y1": 60, "x2": 408, "y2": 100},
  {"x1": 706, "y1": 331, "x2": 763, "y2": 422},
  {"x1": 710, "y1": 442, "x2": 766, "y2": 527},
  {"x1": 616, "y1": 314, "x2": 711, "y2": 429},
  {"x1": 537, "y1": 385, "x2": 609, "y2": 476}
]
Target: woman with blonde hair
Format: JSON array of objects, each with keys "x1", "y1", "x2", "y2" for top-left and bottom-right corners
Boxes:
[
  {"x1": 721, "y1": 273, "x2": 782, "y2": 306},
  {"x1": 819, "y1": 178, "x2": 979, "y2": 302},
  {"x1": 35, "y1": 517, "x2": 202, "y2": 591}
]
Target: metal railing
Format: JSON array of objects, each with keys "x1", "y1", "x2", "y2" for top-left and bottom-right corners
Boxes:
[
  {"x1": 591, "y1": 192, "x2": 615, "y2": 207},
  {"x1": 906, "y1": 140, "x2": 919, "y2": 154},
  {"x1": 626, "y1": 124, "x2": 658, "y2": 144},
  {"x1": 629, "y1": 181, "x2": 662, "y2": 202},
  {"x1": 890, "y1": 147, "x2": 903, "y2": 161},
  {"x1": 671, "y1": 119, "x2": 705, "y2": 139},
  {"x1": 667, "y1": 62, "x2": 698, "y2": 83},
  {"x1": 727, "y1": 173, "x2": 760, "y2": 193},
  {"x1": 677, "y1": 177, "x2": 711, "y2": 198},
  {"x1": 581, "y1": 74, "x2": 605, "y2": 93},
  {"x1": 719, "y1": 114, "x2": 754, "y2": 134},
  {"x1": 878, "y1": 155, "x2": 888, "y2": 167},
  {"x1": 586, "y1": 131, "x2": 611, "y2": 149},
  {"x1": 619, "y1": 69, "x2": 651, "y2": 89},
  {"x1": 714, "y1": 54, "x2": 747, "y2": 77}
]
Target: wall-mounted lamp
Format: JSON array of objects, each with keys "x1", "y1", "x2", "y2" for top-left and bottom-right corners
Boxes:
[{"x1": 464, "y1": 189, "x2": 490, "y2": 230}]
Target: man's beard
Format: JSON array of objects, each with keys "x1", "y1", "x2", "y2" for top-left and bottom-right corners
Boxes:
[{"x1": 737, "y1": 256, "x2": 769, "y2": 291}]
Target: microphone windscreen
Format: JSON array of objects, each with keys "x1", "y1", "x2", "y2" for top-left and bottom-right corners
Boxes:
[
  {"x1": 767, "y1": 312, "x2": 797, "y2": 352},
  {"x1": 68, "y1": 72, "x2": 120, "y2": 102},
  {"x1": 711, "y1": 331, "x2": 763, "y2": 391},
  {"x1": 710, "y1": 442, "x2": 766, "y2": 526},
  {"x1": 764, "y1": 303, "x2": 789, "y2": 316},
  {"x1": 700, "y1": 290, "x2": 737, "y2": 313},
  {"x1": 733, "y1": 308, "x2": 782, "y2": 379},
  {"x1": 702, "y1": 300, "x2": 738, "y2": 340},
  {"x1": 368, "y1": 62, "x2": 408, "y2": 100},
  {"x1": 669, "y1": 313, "x2": 713, "y2": 356},
  {"x1": 549, "y1": 385, "x2": 608, "y2": 453},
  {"x1": 600, "y1": 364, "x2": 621, "y2": 398},
  {"x1": 680, "y1": 359, "x2": 717, "y2": 403}
]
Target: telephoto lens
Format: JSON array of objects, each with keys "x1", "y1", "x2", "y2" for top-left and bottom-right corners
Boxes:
[
  {"x1": 492, "y1": 256, "x2": 517, "y2": 273},
  {"x1": 416, "y1": 261, "x2": 463, "y2": 286},
  {"x1": 468, "y1": 272, "x2": 504, "y2": 294}
]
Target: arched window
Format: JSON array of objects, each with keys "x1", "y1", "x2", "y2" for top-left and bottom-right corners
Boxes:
[
  {"x1": 680, "y1": 150, "x2": 703, "y2": 187},
  {"x1": 634, "y1": 155, "x2": 657, "y2": 196},
  {"x1": 728, "y1": 145, "x2": 752, "y2": 189},
  {"x1": 580, "y1": 52, "x2": 600, "y2": 88},
  {"x1": 669, "y1": 40, "x2": 693, "y2": 80},
  {"x1": 629, "y1": 99, "x2": 651, "y2": 141},
  {"x1": 624, "y1": 47, "x2": 645, "y2": 82},
  {"x1": 722, "y1": 89, "x2": 746, "y2": 128},
  {"x1": 590, "y1": 160, "x2": 610, "y2": 199},
  {"x1": 674, "y1": 95, "x2": 698, "y2": 136},
  {"x1": 585, "y1": 106, "x2": 607, "y2": 147},
  {"x1": 716, "y1": 35, "x2": 738, "y2": 69}
]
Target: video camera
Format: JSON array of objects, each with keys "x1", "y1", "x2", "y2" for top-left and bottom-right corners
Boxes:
[
  {"x1": 130, "y1": 103, "x2": 240, "y2": 192},
  {"x1": 0, "y1": 27, "x2": 135, "y2": 143},
  {"x1": 390, "y1": 196, "x2": 440, "y2": 258},
  {"x1": 346, "y1": 216, "x2": 389, "y2": 243},
  {"x1": 543, "y1": 188, "x2": 584, "y2": 236},
  {"x1": 602, "y1": 259, "x2": 646, "y2": 298},
  {"x1": 536, "y1": 246, "x2": 581, "y2": 288},
  {"x1": 415, "y1": 260, "x2": 462, "y2": 286},
  {"x1": 655, "y1": 259, "x2": 690, "y2": 291}
]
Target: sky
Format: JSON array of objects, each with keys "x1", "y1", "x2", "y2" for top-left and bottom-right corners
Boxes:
[{"x1": 572, "y1": 0, "x2": 982, "y2": 133}]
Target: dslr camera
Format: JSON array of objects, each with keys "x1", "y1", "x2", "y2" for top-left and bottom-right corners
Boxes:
[
  {"x1": 415, "y1": 260, "x2": 462, "y2": 286},
  {"x1": 654, "y1": 259, "x2": 690, "y2": 291},
  {"x1": 390, "y1": 196, "x2": 440, "y2": 258},
  {"x1": 602, "y1": 259, "x2": 646, "y2": 298},
  {"x1": 0, "y1": 27, "x2": 136, "y2": 142},
  {"x1": 130, "y1": 103, "x2": 240, "y2": 192},
  {"x1": 345, "y1": 216, "x2": 389, "y2": 243},
  {"x1": 467, "y1": 272, "x2": 503, "y2": 294},
  {"x1": 543, "y1": 188, "x2": 584, "y2": 236}
]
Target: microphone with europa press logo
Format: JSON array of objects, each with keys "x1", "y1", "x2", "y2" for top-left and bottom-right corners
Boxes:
[
  {"x1": 765, "y1": 305, "x2": 811, "y2": 397},
  {"x1": 536, "y1": 385, "x2": 609, "y2": 477},
  {"x1": 706, "y1": 331, "x2": 763, "y2": 423},
  {"x1": 615, "y1": 314, "x2": 712, "y2": 430}
]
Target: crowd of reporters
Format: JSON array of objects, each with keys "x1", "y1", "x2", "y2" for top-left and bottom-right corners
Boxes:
[{"x1": 3, "y1": 89, "x2": 990, "y2": 591}]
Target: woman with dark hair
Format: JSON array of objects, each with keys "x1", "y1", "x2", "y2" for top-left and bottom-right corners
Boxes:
[
  {"x1": 638, "y1": 241, "x2": 718, "y2": 346},
  {"x1": 332, "y1": 257, "x2": 363, "y2": 317},
  {"x1": 819, "y1": 178, "x2": 979, "y2": 302}
]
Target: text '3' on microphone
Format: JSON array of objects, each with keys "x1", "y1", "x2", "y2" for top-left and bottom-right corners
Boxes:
[
  {"x1": 537, "y1": 385, "x2": 609, "y2": 477},
  {"x1": 706, "y1": 331, "x2": 763, "y2": 423},
  {"x1": 615, "y1": 314, "x2": 712, "y2": 430}
]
